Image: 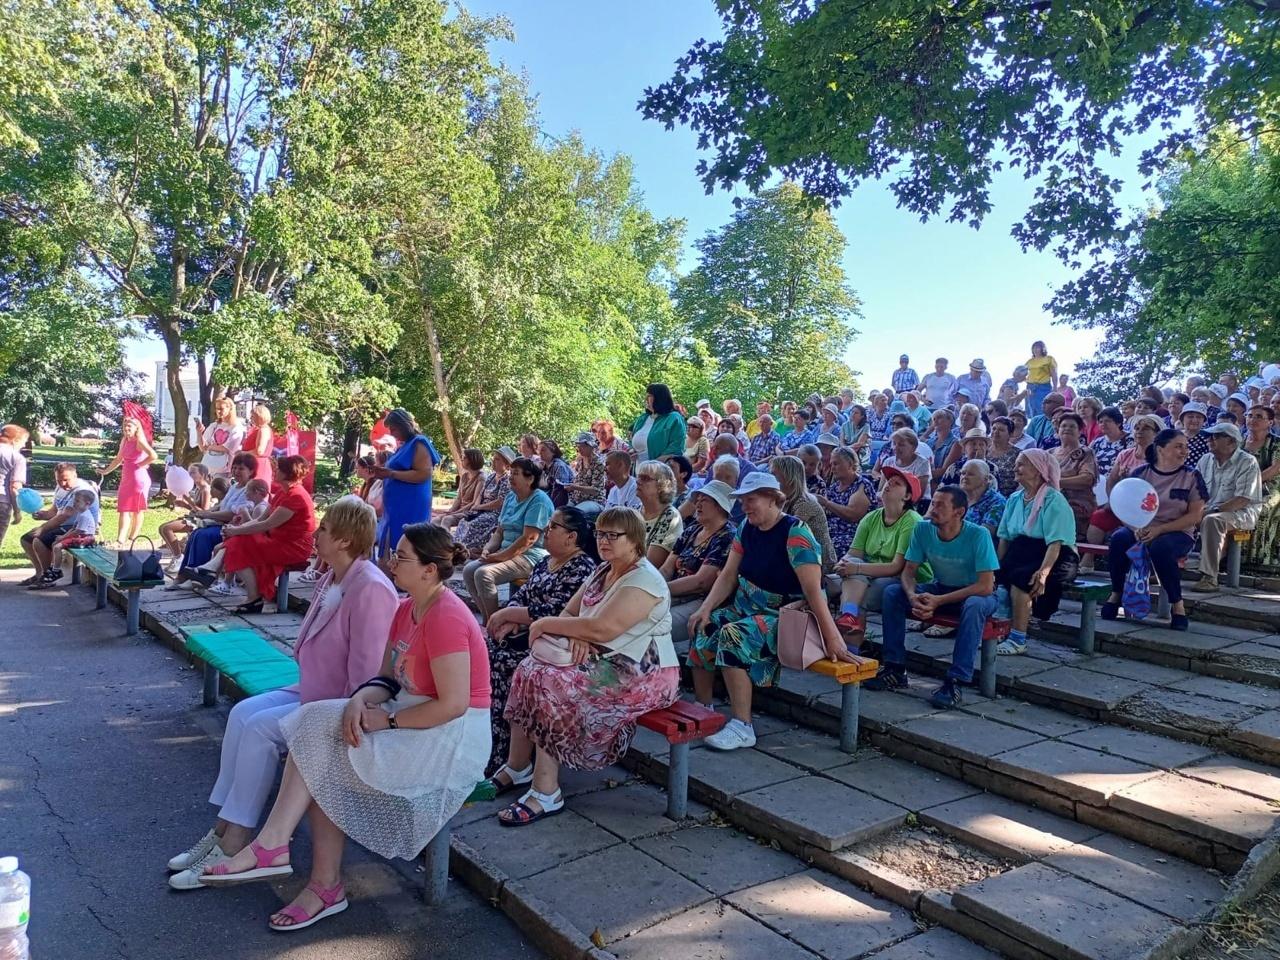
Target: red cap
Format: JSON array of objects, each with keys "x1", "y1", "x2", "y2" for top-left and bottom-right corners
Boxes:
[{"x1": 881, "y1": 465, "x2": 922, "y2": 503}]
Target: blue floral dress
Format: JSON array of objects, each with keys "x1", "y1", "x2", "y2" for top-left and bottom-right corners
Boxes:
[{"x1": 824, "y1": 475, "x2": 879, "y2": 557}]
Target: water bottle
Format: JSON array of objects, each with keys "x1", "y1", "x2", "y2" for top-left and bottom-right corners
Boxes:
[{"x1": 0, "y1": 857, "x2": 30, "y2": 960}]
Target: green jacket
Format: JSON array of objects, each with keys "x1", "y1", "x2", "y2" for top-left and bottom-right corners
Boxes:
[{"x1": 630, "y1": 411, "x2": 687, "y2": 460}]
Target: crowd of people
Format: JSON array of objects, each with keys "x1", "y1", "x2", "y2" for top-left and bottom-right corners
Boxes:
[{"x1": 4, "y1": 346, "x2": 1280, "y2": 933}]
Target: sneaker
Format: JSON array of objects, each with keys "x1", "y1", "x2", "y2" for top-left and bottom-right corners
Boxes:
[
  {"x1": 865, "y1": 669, "x2": 910, "y2": 692},
  {"x1": 44, "y1": 567, "x2": 63, "y2": 581},
  {"x1": 1169, "y1": 614, "x2": 1190, "y2": 632},
  {"x1": 923, "y1": 624, "x2": 954, "y2": 638},
  {"x1": 209, "y1": 581, "x2": 233, "y2": 596},
  {"x1": 168, "y1": 845, "x2": 230, "y2": 890},
  {"x1": 835, "y1": 613, "x2": 864, "y2": 635},
  {"x1": 930, "y1": 681, "x2": 962, "y2": 709},
  {"x1": 705, "y1": 719, "x2": 757, "y2": 751},
  {"x1": 166, "y1": 556, "x2": 183, "y2": 574},
  {"x1": 996, "y1": 638, "x2": 1027, "y2": 656},
  {"x1": 1188, "y1": 576, "x2": 1219, "y2": 593},
  {"x1": 168, "y1": 828, "x2": 220, "y2": 871}
]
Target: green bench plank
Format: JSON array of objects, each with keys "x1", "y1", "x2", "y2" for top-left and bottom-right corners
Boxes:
[
  {"x1": 1065, "y1": 578, "x2": 1112, "y2": 601},
  {"x1": 184, "y1": 627, "x2": 299, "y2": 697}
]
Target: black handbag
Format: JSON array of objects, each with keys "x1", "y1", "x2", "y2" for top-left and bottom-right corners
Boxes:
[{"x1": 113, "y1": 535, "x2": 162, "y2": 582}]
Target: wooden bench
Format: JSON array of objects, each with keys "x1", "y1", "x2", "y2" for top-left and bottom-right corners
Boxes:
[
  {"x1": 1078, "y1": 543, "x2": 1188, "y2": 620},
  {"x1": 68, "y1": 546, "x2": 165, "y2": 635},
  {"x1": 1226, "y1": 530, "x2": 1251, "y2": 588},
  {"x1": 182, "y1": 622, "x2": 299, "y2": 706},
  {"x1": 638, "y1": 701, "x2": 728, "y2": 819},
  {"x1": 923, "y1": 613, "x2": 1011, "y2": 699},
  {"x1": 274, "y1": 561, "x2": 312, "y2": 612},
  {"x1": 1061, "y1": 578, "x2": 1113, "y2": 654},
  {"x1": 808, "y1": 656, "x2": 879, "y2": 752}
]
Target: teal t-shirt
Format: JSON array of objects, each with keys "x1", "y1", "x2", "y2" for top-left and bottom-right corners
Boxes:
[
  {"x1": 905, "y1": 519, "x2": 999, "y2": 587},
  {"x1": 498, "y1": 489, "x2": 554, "y2": 562},
  {"x1": 996, "y1": 487, "x2": 1077, "y2": 547}
]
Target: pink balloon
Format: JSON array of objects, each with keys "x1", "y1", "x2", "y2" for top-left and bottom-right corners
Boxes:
[{"x1": 166, "y1": 465, "x2": 195, "y2": 497}]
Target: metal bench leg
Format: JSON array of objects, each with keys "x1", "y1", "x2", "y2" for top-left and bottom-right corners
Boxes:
[
  {"x1": 95, "y1": 574, "x2": 108, "y2": 609},
  {"x1": 70, "y1": 559, "x2": 82, "y2": 586},
  {"x1": 202, "y1": 664, "x2": 220, "y2": 707},
  {"x1": 839, "y1": 682, "x2": 860, "y2": 754},
  {"x1": 422, "y1": 824, "x2": 450, "y2": 905},
  {"x1": 1227, "y1": 539, "x2": 1242, "y2": 589},
  {"x1": 125, "y1": 589, "x2": 141, "y2": 635},
  {"x1": 979, "y1": 635, "x2": 997, "y2": 699},
  {"x1": 1157, "y1": 586, "x2": 1171, "y2": 620},
  {"x1": 276, "y1": 571, "x2": 290, "y2": 611},
  {"x1": 1078, "y1": 598, "x2": 1097, "y2": 655},
  {"x1": 666, "y1": 741, "x2": 690, "y2": 820}
]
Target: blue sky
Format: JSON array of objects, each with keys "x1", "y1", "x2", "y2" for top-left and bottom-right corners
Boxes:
[{"x1": 128, "y1": 0, "x2": 1159, "y2": 393}]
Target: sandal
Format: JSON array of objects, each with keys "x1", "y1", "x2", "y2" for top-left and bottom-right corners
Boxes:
[
  {"x1": 269, "y1": 880, "x2": 348, "y2": 932},
  {"x1": 480, "y1": 763, "x2": 533, "y2": 798},
  {"x1": 232, "y1": 599, "x2": 265, "y2": 615},
  {"x1": 200, "y1": 839, "x2": 292, "y2": 885},
  {"x1": 498, "y1": 788, "x2": 564, "y2": 827}
]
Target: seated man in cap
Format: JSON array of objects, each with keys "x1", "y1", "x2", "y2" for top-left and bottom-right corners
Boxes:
[
  {"x1": 747, "y1": 414, "x2": 783, "y2": 465},
  {"x1": 866, "y1": 485, "x2": 1000, "y2": 708},
  {"x1": 1190, "y1": 422, "x2": 1264, "y2": 592},
  {"x1": 952, "y1": 359, "x2": 991, "y2": 409},
  {"x1": 891, "y1": 355, "x2": 919, "y2": 395}
]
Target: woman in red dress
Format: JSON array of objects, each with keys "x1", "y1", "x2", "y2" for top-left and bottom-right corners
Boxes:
[
  {"x1": 220, "y1": 455, "x2": 316, "y2": 614},
  {"x1": 242, "y1": 404, "x2": 275, "y2": 484}
]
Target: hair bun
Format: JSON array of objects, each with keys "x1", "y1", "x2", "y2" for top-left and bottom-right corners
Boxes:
[{"x1": 450, "y1": 541, "x2": 469, "y2": 566}]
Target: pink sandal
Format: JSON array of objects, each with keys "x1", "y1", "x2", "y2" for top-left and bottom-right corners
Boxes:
[
  {"x1": 269, "y1": 880, "x2": 348, "y2": 932},
  {"x1": 200, "y1": 840, "x2": 293, "y2": 885}
]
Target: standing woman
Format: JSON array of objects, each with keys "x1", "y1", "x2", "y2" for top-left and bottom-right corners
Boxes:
[
  {"x1": 629, "y1": 383, "x2": 687, "y2": 461},
  {"x1": 372, "y1": 408, "x2": 441, "y2": 558},
  {"x1": 197, "y1": 398, "x2": 246, "y2": 478},
  {"x1": 0, "y1": 424, "x2": 29, "y2": 553},
  {"x1": 98, "y1": 415, "x2": 158, "y2": 546},
  {"x1": 1024, "y1": 341, "x2": 1058, "y2": 417},
  {"x1": 242, "y1": 405, "x2": 275, "y2": 484}
]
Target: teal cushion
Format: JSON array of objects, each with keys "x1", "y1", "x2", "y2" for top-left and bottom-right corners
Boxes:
[{"x1": 185, "y1": 628, "x2": 299, "y2": 696}]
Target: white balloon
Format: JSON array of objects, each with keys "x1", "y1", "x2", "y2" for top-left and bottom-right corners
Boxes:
[
  {"x1": 1110, "y1": 477, "x2": 1159, "y2": 530},
  {"x1": 1263, "y1": 363, "x2": 1280, "y2": 386},
  {"x1": 166, "y1": 465, "x2": 195, "y2": 497}
]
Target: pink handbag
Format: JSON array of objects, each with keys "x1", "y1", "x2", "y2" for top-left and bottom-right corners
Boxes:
[
  {"x1": 530, "y1": 635, "x2": 578, "y2": 667},
  {"x1": 777, "y1": 601, "x2": 827, "y2": 670}
]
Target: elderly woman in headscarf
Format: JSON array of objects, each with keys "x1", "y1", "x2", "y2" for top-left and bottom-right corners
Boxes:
[
  {"x1": 994, "y1": 449, "x2": 1079, "y2": 656},
  {"x1": 770, "y1": 454, "x2": 838, "y2": 572},
  {"x1": 371, "y1": 408, "x2": 441, "y2": 559}
]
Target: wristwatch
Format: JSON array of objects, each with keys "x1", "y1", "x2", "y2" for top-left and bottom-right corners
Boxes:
[{"x1": 387, "y1": 713, "x2": 398, "y2": 730}]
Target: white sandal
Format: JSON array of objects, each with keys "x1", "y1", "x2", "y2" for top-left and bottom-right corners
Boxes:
[{"x1": 482, "y1": 762, "x2": 533, "y2": 797}]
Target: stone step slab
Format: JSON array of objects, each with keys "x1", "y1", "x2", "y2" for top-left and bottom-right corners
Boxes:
[
  {"x1": 1110, "y1": 772, "x2": 1280, "y2": 854},
  {"x1": 985, "y1": 740, "x2": 1162, "y2": 806},
  {"x1": 731, "y1": 775, "x2": 907, "y2": 852},
  {"x1": 918, "y1": 794, "x2": 1100, "y2": 862}
]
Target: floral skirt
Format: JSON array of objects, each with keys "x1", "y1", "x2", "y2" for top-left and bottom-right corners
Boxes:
[
  {"x1": 503, "y1": 646, "x2": 679, "y2": 771},
  {"x1": 687, "y1": 576, "x2": 794, "y2": 688},
  {"x1": 1243, "y1": 489, "x2": 1280, "y2": 574},
  {"x1": 487, "y1": 637, "x2": 529, "y2": 773},
  {"x1": 459, "y1": 511, "x2": 500, "y2": 554}
]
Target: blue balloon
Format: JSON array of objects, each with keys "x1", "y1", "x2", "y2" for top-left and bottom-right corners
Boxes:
[{"x1": 16, "y1": 488, "x2": 43, "y2": 513}]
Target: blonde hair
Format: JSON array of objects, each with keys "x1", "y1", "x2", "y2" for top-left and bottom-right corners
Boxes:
[
  {"x1": 637, "y1": 459, "x2": 676, "y2": 505},
  {"x1": 770, "y1": 455, "x2": 809, "y2": 508},
  {"x1": 322, "y1": 494, "x2": 377, "y2": 558},
  {"x1": 252, "y1": 403, "x2": 272, "y2": 425},
  {"x1": 595, "y1": 506, "x2": 647, "y2": 556}
]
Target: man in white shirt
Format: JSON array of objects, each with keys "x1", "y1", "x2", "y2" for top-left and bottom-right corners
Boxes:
[
  {"x1": 603, "y1": 450, "x2": 641, "y2": 510},
  {"x1": 1191, "y1": 423, "x2": 1264, "y2": 593},
  {"x1": 919, "y1": 358, "x2": 957, "y2": 409}
]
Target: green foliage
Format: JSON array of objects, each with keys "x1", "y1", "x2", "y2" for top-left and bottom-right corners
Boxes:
[
  {"x1": 676, "y1": 183, "x2": 860, "y2": 403},
  {"x1": 1053, "y1": 129, "x2": 1280, "y2": 380},
  {"x1": 642, "y1": 1, "x2": 1280, "y2": 260}
]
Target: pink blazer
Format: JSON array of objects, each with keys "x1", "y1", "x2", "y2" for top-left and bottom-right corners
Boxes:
[{"x1": 292, "y1": 558, "x2": 397, "y2": 703}]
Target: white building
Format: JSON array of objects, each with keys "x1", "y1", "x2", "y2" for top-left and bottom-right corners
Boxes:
[{"x1": 153, "y1": 362, "x2": 201, "y2": 436}]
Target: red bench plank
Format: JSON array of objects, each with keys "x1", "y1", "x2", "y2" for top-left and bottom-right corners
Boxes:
[
  {"x1": 925, "y1": 614, "x2": 1011, "y2": 641},
  {"x1": 638, "y1": 702, "x2": 727, "y2": 744}
]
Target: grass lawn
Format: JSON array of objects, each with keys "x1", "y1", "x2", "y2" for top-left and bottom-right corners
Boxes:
[{"x1": 1, "y1": 498, "x2": 174, "y2": 570}]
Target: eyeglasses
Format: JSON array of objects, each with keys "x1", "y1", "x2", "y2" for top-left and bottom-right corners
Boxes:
[
  {"x1": 547, "y1": 520, "x2": 571, "y2": 532},
  {"x1": 388, "y1": 552, "x2": 421, "y2": 566},
  {"x1": 595, "y1": 530, "x2": 626, "y2": 542}
]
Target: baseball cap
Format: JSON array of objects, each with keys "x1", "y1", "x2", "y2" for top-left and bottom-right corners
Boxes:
[
  {"x1": 1205, "y1": 422, "x2": 1243, "y2": 444},
  {"x1": 881, "y1": 465, "x2": 922, "y2": 503}
]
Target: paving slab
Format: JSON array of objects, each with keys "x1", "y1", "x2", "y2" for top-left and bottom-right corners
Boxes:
[
  {"x1": 726, "y1": 869, "x2": 919, "y2": 960},
  {"x1": 776, "y1": 665, "x2": 846, "y2": 702},
  {"x1": 558, "y1": 763, "x2": 635, "y2": 798},
  {"x1": 688, "y1": 744, "x2": 806, "y2": 804},
  {"x1": 453, "y1": 809, "x2": 620, "y2": 879},
  {"x1": 826, "y1": 755, "x2": 982, "y2": 811},
  {"x1": 959, "y1": 699, "x2": 1096, "y2": 738},
  {"x1": 1122, "y1": 625, "x2": 1251, "y2": 658},
  {"x1": 632, "y1": 824, "x2": 806, "y2": 896},
  {"x1": 920, "y1": 794, "x2": 1100, "y2": 861},
  {"x1": 1117, "y1": 688, "x2": 1262, "y2": 738},
  {"x1": 982, "y1": 655, "x2": 1062, "y2": 681},
  {"x1": 1074, "y1": 655, "x2": 1190, "y2": 687},
  {"x1": 609, "y1": 901, "x2": 814, "y2": 960},
  {"x1": 952, "y1": 862, "x2": 1179, "y2": 960},
  {"x1": 1043, "y1": 833, "x2": 1227, "y2": 922},
  {"x1": 845, "y1": 685, "x2": 945, "y2": 729},
  {"x1": 754, "y1": 726, "x2": 864, "y2": 772},
  {"x1": 1165, "y1": 675, "x2": 1280, "y2": 710},
  {"x1": 1012, "y1": 666, "x2": 1148, "y2": 712},
  {"x1": 1241, "y1": 633, "x2": 1280, "y2": 650},
  {"x1": 1059, "y1": 725, "x2": 1215, "y2": 770},
  {"x1": 1178, "y1": 754, "x2": 1280, "y2": 803},
  {"x1": 1110, "y1": 771, "x2": 1280, "y2": 851},
  {"x1": 890, "y1": 712, "x2": 1045, "y2": 766},
  {"x1": 1229, "y1": 708, "x2": 1280, "y2": 753},
  {"x1": 919, "y1": 890, "x2": 1059, "y2": 960},
  {"x1": 142, "y1": 595, "x2": 220, "y2": 614},
  {"x1": 569, "y1": 782, "x2": 708, "y2": 839},
  {"x1": 530, "y1": 844, "x2": 710, "y2": 944},
  {"x1": 733, "y1": 775, "x2": 906, "y2": 852},
  {"x1": 1209, "y1": 642, "x2": 1280, "y2": 684},
  {"x1": 987, "y1": 740, "x2": 1161, "y2": 805},
  {"x1": 866, "y1": 927, "x2": 1003, "y2": 960}
]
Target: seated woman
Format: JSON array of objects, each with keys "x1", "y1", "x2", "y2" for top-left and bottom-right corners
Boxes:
[
  {"x1": 538, "y1": 439, "x2": 574, "y2": 505},
  {"x1": 939, "y1": 427, "x2": 991, "y2": 487},
  {"x1": 488, "y1": 507, "x2": 679, "y2": 824},
  {"x1": 462, "y1": 457, "x2": 554, "y2": 620},
  {"x1": 839, "y1": 404, "x2": 870, "y2": 463},
  {"x1": 1085, "y1": 414, "x2": 1162, "y2": 563},
  {"x1": 1103, "y1": 430, "x2": 1206, "y2": 631},
  {"x1": 960, "y1": 458, "x2": 1007, "y2": 539},
  {"x1": 817, "y1": 446, "x2": 878, "y2": 558},
  {"x1": 1088, "y1": 406, "x2": 1130, "y2": 481},
  {"x1": 772, "y1": 454, "x2": 838, "y2": 571},
  {"x1": 1075, "y1": 396, "x2": 1104, "y2": 444},
  {"x1": 438, "y1": 448, "x2": 487, "y2": 532},
  {"x1": 205, "y1": 456, "x2": 317, "y2": 614},
  {"x1": 483, "y1": 507, "x2": 599, "y2": 771},
  {"x1": 834, "y1": 467, "x2": 926, "y2": 641},
  {"x1": 171, "y1": 453, "x2": 258, "y2": 585},
  {"x1": 1243, "y1": 405, "x2": 1280, "y2": 573},
  {"x1": 459, "y1": 447, "x2": 514, "y2": 559},
  {"x1": 659, "y1": 480, "x2": 735, "y2": 655},
  {"x1": 683, "y1": 417, "x2": 711, "y2": 473},
  {"x1": 875, "y1": 428, "x2": 934, "y2": 505},
  {"x1": 688, "y1": 473, "x2": 853, "y2": 751},
  {"x1": 926, "y1": 408, "x2": 961, "y2": 481},
  {"x1": 159, "y1": 463, "x2": 213, "y2": 570},
  {"x1": 565, "y1": 432, "x2": 607, "y2": 505},
  {"x1": 1052, "y1": 413, "x2": 1098, "y2": 540},
  {"x1": 988, "y1": 417, "x2": 1021, "y2": 497},
  {"x1": 202, "y1": 524, "x2": 489, "y2": 931},
  {"x1": 637, "y1": 459, "x2": 684, "y2": 566},
  {"x1": 168, "y1": 497, "x2": 395, "y2": 896},
  {"x1": 995, "y1": 450, "x2": 1079, "y2": 655}
]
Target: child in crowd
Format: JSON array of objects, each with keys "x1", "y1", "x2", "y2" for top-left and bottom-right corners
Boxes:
[
  {"x1": 37, "y1": 489, "x2": 99, "y2": 588},
  {"x1": 160, "y1": 464, "x2": 213, "y2": 570},
  {"x1": 190, "y1": 479, "x2": 271, "y2": 596}
]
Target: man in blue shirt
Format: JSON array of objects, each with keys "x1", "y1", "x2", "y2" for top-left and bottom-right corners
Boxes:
[
  {"x1": 1026, "y1": 392, "x2": 1065, "y2": 449},
  {"x1": 867, "y1": 486, "x2": 999, "y2": 708},
  {"x1": 891, "y1": 355, "x2": 919, "y2": 395},
  {"x1": 951, "y1": 359, "x2": 992, "y2": 409}
]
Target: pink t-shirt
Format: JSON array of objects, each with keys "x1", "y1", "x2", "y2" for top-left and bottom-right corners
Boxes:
[{"x1": 389, "y1": 591, "x2": 491, "y2": 708}]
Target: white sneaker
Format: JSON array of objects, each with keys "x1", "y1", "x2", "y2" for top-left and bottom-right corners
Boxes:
[
  {"x1": 209, "y1": 581, "x2": 233, "y2": 596},
  {"x1": 996, "y1": 639, "x2": 1027, "y2": 656},
  {"x1": 168, "y1": 845, "x2": 229, "y2": 890},
  {"x1": 166, "y1": 557, "x2": 182, "y2": 573},
  {"x1": 705, "y1": 719, "x2": 757, "y2": 751},
  {"x1": 923, "y1": 625, "x2": 955, "y2": 638},
  {"x1": 168, "y1": 828, "x2": 219, "y2": 871}
]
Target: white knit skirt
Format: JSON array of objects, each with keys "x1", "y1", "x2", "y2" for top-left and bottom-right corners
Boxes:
[{"x1": 282, "y1": 695, "x2": 490, "y2": 860}]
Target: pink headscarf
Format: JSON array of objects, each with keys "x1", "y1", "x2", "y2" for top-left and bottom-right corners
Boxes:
[{"x1": 1019, "y1": 448, "x2": 1061, "y2": 529}]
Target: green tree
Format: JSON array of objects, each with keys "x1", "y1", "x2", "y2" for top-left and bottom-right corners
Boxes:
[
  {"x1": 675, "y1": 183, "x2": 860, "y2": 404},
  {"x1": 641, "y1": 1, "x2": 1280, "y2": 259}
]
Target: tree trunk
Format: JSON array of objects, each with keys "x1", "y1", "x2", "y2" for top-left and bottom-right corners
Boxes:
[
  {"x1": 339, "y1": 419, "x2": 361, "y2": 479},
  {"x1": 421, "y1": 302, "x2": 462, "y2": 464},
  {"x1": 162, "y1": 321, "x2": 192, "y2": 465},
  {"x1": 197, "y1": 352, "x2": 212, "y2": 423}
]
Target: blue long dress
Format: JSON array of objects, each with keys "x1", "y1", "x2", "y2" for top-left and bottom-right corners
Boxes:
[{"x1": 377, "y1": 434, "x2": 441, "y2": 554}]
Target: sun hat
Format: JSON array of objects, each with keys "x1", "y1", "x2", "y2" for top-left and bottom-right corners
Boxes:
[
  {"x1": 1205, "y1": 422, "x2": 1243, "y2": 444},
  {"x1": 1228, "y1": 392, "x2": 1251, "y2": 408},
  {"x1": 692, "y1": 479, "x2": 734, "y2": 514},
  {"x1": 888, "y1": 399, "x2": 908, "y2": 414},
  {"x1": 880, "y1": 465, "x2": 922, "y2": 503},
  {"x1": 496, "y1": 445, "x2": 518, "y2": 464},
  {"x1": 730, "y1": 472, "x2": 783, "y2": 497},
  {"x1": 816, "y1": 432, "x2": 840, "y2": 448},
  {"x1": 1179, "y1": 402, "x2": 1208, "y2": 421},
  {"x1": 1209, "y1": 383, "x2": 1229, "y2": 401},
  {"x1": 574, "y1": 430, "x2": 599, "y2": 449},
  {"x1": 822, "y1": 402, "x2": 841, "y2": 417},
  {"x1": 963, "y1": 427, "x2": 989, "y2": 441},
  {"x1": 696, "y1": 398, "x2": 712, "y2": 409},
  {"x1": 969, "y1": 359, "x2": 986, "y2": 371},
  {"x1": 686, "y1": 416, "x2": 704, "y2": 428}
]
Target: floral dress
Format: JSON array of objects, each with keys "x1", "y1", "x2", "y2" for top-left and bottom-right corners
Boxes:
[
  {"x1": 670, "y1": 519, "x2": 734, "y2": 580},
  {"x1": 486, "y1": 552, "x2": 597, "y2": 771},
  {"x1": 644, "y1": 505, "x2": 684, "y2": 556},
  {"x1": 1090, "y1": 435, "x2": 1128, "y2": 476},
  {"x1": 459, "y1": 472, "x2": 510, "y2": 554},
  {"x1": 824, "y1": 475, "x2": 878, "y2": 557},
  {"x1": 990, "y1": 448, "x2": 1020, "y2": 497},
  {"x1": 1244, "y1": 434, "x2": 1280, "y2": 573},
  {"x1": 966, "y1": 488, "x2": 1007, "y2": 532},
  {"x1": 688, "y1": 516, "x2": 821, "y2": 688},
  {"x1": 569, "y1": 457, "x2": 607, "y2": 505}
]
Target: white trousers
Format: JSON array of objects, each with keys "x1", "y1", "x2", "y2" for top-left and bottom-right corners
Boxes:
[{"x1": 208, "y1": 689, "x2": 300, "y2": 828}]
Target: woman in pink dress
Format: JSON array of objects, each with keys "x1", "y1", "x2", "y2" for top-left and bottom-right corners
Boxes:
[
  {"x1": 242, "y1": 404, "x2": 275, "y2": 484},
  {"x1": 98, "y1": 416, "x2": 158, "y2": 546}
]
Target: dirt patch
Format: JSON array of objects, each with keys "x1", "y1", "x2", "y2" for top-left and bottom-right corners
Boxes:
[
  {"x1": 852, "y1": 825, "x2": 1017, "y2": 890},
  {"x1": 1185, "y1": 877, "x2": 1280, "y2": 960}
]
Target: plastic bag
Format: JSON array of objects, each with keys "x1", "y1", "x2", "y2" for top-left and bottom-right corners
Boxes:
[{"x1": 1121, "y1": 541, "x2": 1151, "y2": 620}]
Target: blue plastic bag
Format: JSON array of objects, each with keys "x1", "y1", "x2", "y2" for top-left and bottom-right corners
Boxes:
[{"x1": 1122, "y1": 541, "x2": 1151, "y2": 620}]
